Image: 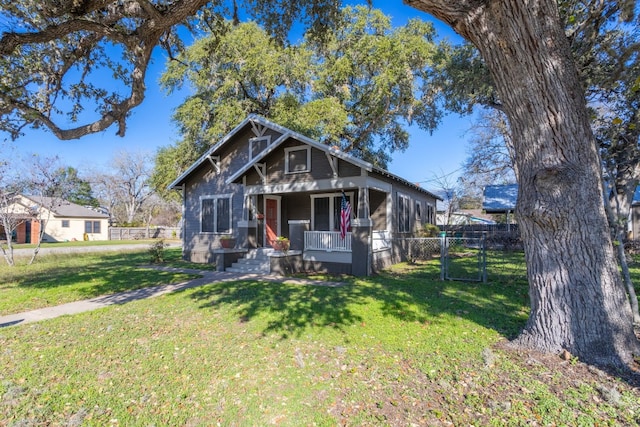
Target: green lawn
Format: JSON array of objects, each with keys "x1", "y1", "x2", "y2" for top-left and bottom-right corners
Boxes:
[
  {"x1": 0, "y1": 247, "x2": 202, "y2": 315},
  {"x1": 5, "y1": 239, "x2": 178, "y2": 250},
  {"x1": 1, "y1": 251, "x2": 638, "y2": 425}
]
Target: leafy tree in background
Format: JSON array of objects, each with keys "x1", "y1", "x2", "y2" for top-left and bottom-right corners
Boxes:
[
  {"x1": 2, "y1": 0, "x2": 640, "y2": 368},
  {"x1": 45, "y1": 167, "x2": 100, "y2": 207},
  {"x1": 153, "y1": 7, "x2": 440, "y2": 194}
]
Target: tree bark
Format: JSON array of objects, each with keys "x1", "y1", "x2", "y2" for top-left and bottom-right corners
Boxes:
[{"x1": 406, "y1": 0, "x2": 640, "y2": 367}]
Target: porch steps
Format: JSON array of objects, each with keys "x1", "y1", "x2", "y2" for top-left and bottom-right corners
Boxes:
[{"x1": 225, "y1": 248, "x2": 273, "y2": 274}]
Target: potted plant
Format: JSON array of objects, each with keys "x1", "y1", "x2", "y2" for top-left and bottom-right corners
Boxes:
[
  {"x1": 220, "y1": 235, "x2": 236, "y2": 249},
  {"x1": 272, "y1": 236, "x2": 290, "y2": 253}
]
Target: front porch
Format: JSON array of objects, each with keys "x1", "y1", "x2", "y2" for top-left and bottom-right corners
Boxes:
[{"x1": 231, "y1": 186, "x2": 394, "y2": 276}]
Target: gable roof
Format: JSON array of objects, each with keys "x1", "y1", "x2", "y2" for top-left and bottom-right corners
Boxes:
[
  {"x1": 169, "y1": 114, "x2": 441, "y2": 200},
  {"x1": 483, "y1": 184, "x2": 518, "y2": 213},
  {"x1": 21, "y1": 195, "x2": 109, "y2": 218},
  {"x1": 224, "y1": 118, "x2": 373, "y2": 185}
]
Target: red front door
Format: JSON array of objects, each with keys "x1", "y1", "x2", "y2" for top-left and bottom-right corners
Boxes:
[{"x1": 265, "y1": 198, "x2": 278, "y2": 247}]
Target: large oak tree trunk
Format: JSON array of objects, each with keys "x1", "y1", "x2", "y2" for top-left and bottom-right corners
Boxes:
[{"x1": 407, "y1": 0, "x2": 640, "y2": 367}]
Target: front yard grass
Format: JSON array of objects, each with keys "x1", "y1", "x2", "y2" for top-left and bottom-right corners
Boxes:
[
  {"x1": 0, "y1": 247, "x2": 201, "y2": 316},
  {"x1": 1, "y1": 253, "x2": 639, "y2": 425}
]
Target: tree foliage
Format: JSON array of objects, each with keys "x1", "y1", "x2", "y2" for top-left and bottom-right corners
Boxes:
[
  {"x1": 44, "y1": 166, "x2": 99, "y2": 207},
  {"x1": 153, "y1": 6, "x2": 441, "y2": 193},
  {"x1": 0, "y1": 0, "x2": 352, "y2": 140}
]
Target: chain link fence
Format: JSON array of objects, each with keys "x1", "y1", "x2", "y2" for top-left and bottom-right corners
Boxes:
[{"x1": 394, "y1": 235, "x2": 527, "y2": 284}]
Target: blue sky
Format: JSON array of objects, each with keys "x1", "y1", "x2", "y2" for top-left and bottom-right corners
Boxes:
[{"x1": 5, "y1": 1, "x2": 474, "y2": 193}]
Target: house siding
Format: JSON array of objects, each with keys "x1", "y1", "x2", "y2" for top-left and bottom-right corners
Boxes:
[
  {"x1": 247, "y1": 139, "x2": 363, "y2": 187},
  {"x1": 182, "y1": 125, "x2": 291, "y2": 261},
  {"x1": 45, "y1": 217, "x2": 109, "y2": 241},
  {"x1": 369, "y1": 171, "x2": 437, "y2": 236},
  {"x1": 183, "y1": 138, "x2": 249, "y2": 262},
  {"x1": 4, "y1": 195, "x2": 109, "y2": 243}
]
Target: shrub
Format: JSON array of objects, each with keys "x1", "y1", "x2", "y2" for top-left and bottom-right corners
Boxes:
[
  {"x1": 148, "y1": 239, "x2": 169, "y2": 264},
  {"x1": 418, "y1": 223, "x2": 441, "y2": 237}
]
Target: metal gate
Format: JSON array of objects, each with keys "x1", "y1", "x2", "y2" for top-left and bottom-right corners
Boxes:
[
  {"x1": 442, "y1": 236, "x2": 486, "y2": 282},
  {"x1": 397, "y1": 236, "x2": 487, "y2": 282}
]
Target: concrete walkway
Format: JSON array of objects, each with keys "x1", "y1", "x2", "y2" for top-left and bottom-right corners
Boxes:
[
  {"x1": 0, "y1": 266, "x2": 344, "y2": 328},
  {"x1": 9, "y1": 241, "x2": 181, "y2": 257}
]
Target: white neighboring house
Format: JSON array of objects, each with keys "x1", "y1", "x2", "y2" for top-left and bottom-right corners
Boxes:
[{"x1": 6, "y1": 195, "x2": 110, "y2": 243}]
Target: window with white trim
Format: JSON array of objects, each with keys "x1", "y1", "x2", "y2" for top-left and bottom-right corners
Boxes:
[
  {"x1": 201, "y1": 195, "x2": 232, "y2": 233},
  {"x1": 398, "y1": 194, "x2": 411, "y2": 233},
  {"x1": 311, "y1": 192, "x2": 353, "y2": 231},
  {"x1": 249, "y1": 136, "x2": 271, "y2": 160},
  {"x1": 285, "y1": 146, "x2": 311, "y2": 174}
]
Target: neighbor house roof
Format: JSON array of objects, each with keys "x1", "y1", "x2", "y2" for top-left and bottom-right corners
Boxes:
[
  {"x1": 482, "y1": 184, "x2": 518, "y2": 213},
  {"x1": 169, "y1": 114, "x2": 442, "y2": 200},
  {"x1": 21, "y1": 195, "x2": 109, "y2": 218}
]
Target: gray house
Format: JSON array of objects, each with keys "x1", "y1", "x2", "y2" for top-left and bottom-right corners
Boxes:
[{"x1": 169, "y1": 115, "x2": 440, "y2": 276}]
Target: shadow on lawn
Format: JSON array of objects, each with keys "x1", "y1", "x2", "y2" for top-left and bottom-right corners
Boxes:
[{"x1": 189, "y1": 261, "x2": 529, "y2": 340}]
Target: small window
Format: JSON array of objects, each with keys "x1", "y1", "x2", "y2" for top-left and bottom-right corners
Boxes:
[
  {"x1": 416, "y1": 201, "x2": 422, "y2": 221},
  {"x1": 249, "y1": 136, "x2": 271, "y2": 160},
  {"x1": 398, "y1": 194, "x2": 411, "y2": 233},
  {"x1": 62, "y1": 220, "x2": 70, "y2": 228},
  {"x1": 285, "y1": 146, "x2": 311, "y2": 174}
]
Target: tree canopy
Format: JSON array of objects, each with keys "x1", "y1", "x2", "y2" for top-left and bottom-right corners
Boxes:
[
  {"x1": 153, "y1": 6, "x2": 441, "y2": 194},
  {"x1": 0, "y1": 0, "x2": 352, "y2": 140}
]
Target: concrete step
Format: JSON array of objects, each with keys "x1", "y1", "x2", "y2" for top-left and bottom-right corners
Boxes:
[
  {"x1": 235, "y1": 258, "x2": 268, "y2": 266},
  {"x1": 226, "y1": 264, "x2": 270, "y2": 273},
  {"x1": 224, "y1": 248, "x2": 272, "y2": 273},
  {"x1": 243, "y1": 248, "x2": 274, "y2": 260}
]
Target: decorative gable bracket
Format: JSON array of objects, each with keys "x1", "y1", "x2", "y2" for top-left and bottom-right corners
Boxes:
[
  {"x1": 325, "y1": 152, "x2": 338, "y2": 178},
  {"x1": 207, "y1": 155, "x2": 221, "y2": 174},
  {"x1": 254, "y1": 163, "x2": 266, "y2": 184}
]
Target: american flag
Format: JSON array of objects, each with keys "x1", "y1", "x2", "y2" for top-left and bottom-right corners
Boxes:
[{"x1": 340, "y1": 192, "x2": 351, "y2": 239}]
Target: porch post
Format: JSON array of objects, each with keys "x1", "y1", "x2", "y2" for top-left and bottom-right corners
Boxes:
[
  {"x1": 351, "y1": 218, "x2": 372, "y2": 276},
  {"x1": 351, "y1": 186, "x2": 372, "y2": 276},
  {"x1": 288, "y1": 220, "x2": 309, "y2": 251}
]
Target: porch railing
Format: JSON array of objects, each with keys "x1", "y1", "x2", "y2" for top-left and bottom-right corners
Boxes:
[
  {"x1": 304, "y1": 231, "x2": 352, "y2": 252},
  {"x1": 372, "y1": 230, "x2": 392, "y2": 251}
]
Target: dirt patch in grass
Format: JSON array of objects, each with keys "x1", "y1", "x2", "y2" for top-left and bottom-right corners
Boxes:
[{"x1": 328, "y1": 342, "x2": 640, "y2": 426}]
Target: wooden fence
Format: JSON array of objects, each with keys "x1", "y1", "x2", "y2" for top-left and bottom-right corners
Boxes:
[{"x1": 108, "y1": 227, "x2": 180, "y2": 241}]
